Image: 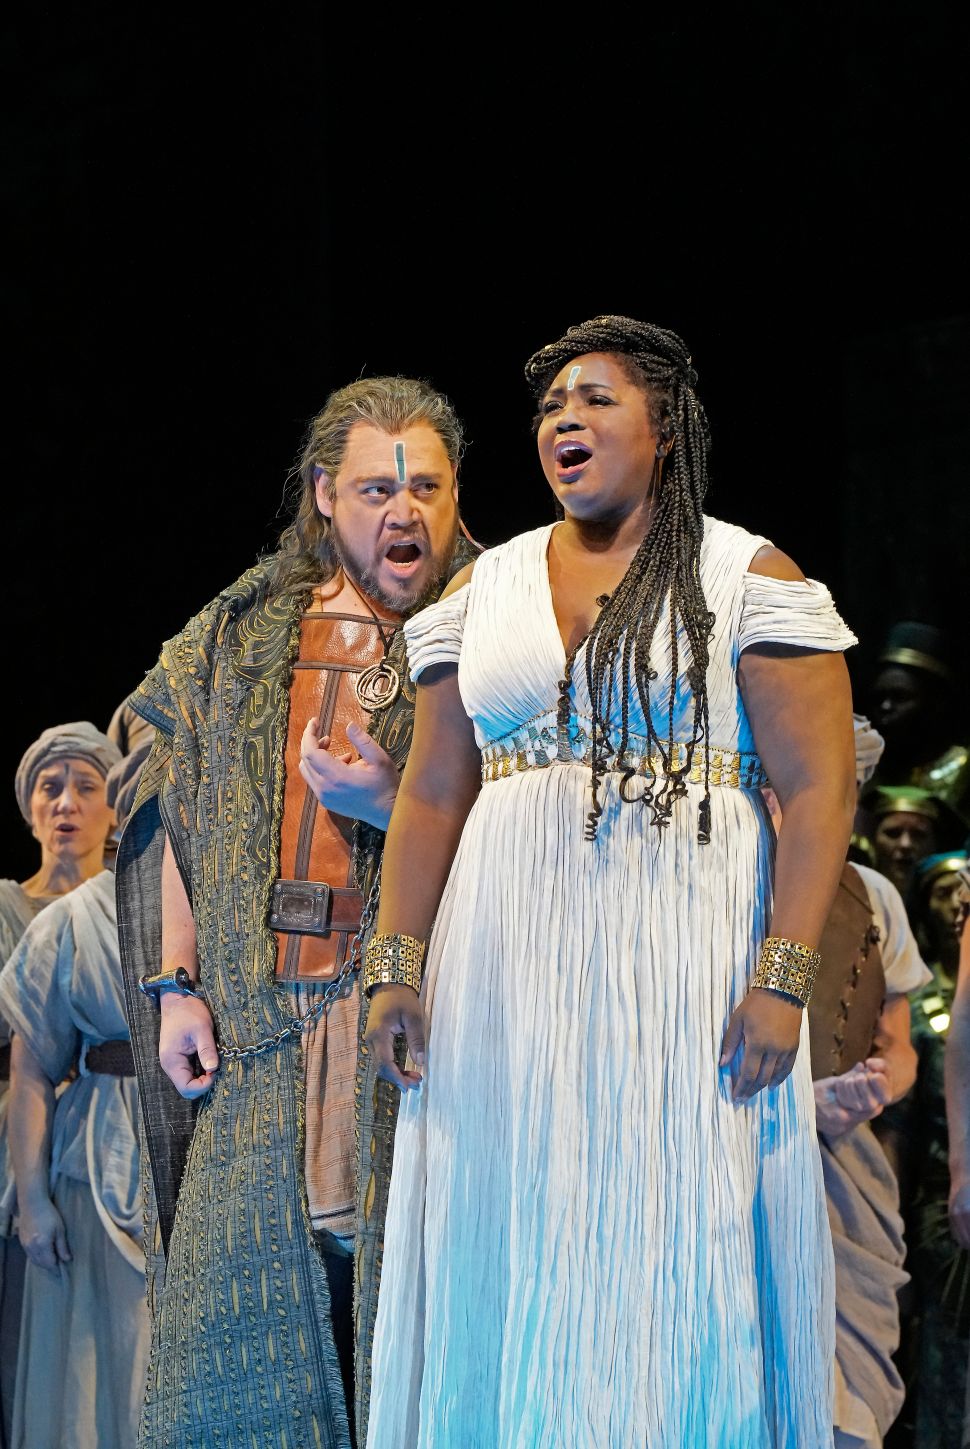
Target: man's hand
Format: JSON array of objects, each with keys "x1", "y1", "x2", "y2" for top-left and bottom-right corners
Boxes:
[
  {"x1": 299, "y1": 718, "x2": 400, "y2": 829},
  {"x1": 158, "y1": 993, "x2": 220, "y2": 1098},
  {"x1": 949, "y1": 1176, "x2": 970, "y2": 1249},
  {"x1": 814, "y1": 1058, "x2": 894, "y2": 1137},
  {"x1": 18, "y1": 1194, "x2": 71, "y2": 1269},
  {"x1": 719, "y1": 988, "x2": 803, "y2": 1101},
  {"x1": 363, "y1": 984, "x2": 426, "y2": 1092}
]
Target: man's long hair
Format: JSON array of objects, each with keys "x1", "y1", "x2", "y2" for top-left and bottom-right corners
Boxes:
[
  {"x1": 267, "y1": 376, "x2": 466, "y2": 599},
  {"x1": 524, "y1": 314, "x2": 715, "y2": 842}
]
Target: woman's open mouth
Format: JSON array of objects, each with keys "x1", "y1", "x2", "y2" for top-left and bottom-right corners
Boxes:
[{"x1": 554, "y1": 442, "x2": 593, "y2": 482}]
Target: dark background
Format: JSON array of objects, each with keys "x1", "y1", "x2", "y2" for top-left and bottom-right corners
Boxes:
[{"x1": 4, "y1": 4, "x2": 968, "y2": 877}]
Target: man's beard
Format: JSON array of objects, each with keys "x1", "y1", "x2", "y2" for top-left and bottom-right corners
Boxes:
[{"x1": 330, "y1": 515, "x2": 459, "y2": 615}]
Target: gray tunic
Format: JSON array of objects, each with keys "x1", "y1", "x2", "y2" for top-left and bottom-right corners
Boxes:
[{"x1": 0, "y1": 870, "x2": 150, "y2": 1449}]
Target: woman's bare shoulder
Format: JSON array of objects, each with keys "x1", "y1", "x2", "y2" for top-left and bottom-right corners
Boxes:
[{"x1": 746, "y1": 544, "x2": 806, "y2": 582}]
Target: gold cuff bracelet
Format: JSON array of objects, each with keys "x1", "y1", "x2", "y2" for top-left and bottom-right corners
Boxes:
[
  {"x1": 362, "y1": 932, "x2": 426, "y2": 999},
  {"x1": 751, "y1": 935, "x2": 821, "y2": 1008}
]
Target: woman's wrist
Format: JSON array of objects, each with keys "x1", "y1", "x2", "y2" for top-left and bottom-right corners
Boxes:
[{"x1": 362, "y1": 932, "x2": 426, "y2": 998}]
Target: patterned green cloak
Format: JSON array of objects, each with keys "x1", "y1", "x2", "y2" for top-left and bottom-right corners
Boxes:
[{"x1": 117, "y1": 543, "x2": 475, "y2": 1448}]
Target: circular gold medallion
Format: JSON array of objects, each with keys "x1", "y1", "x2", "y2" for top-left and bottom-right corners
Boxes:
[{"x1": 355, "y1": 661, "x2": 401, "y2": 712}]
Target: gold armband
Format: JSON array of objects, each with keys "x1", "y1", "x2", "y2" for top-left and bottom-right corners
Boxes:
[
  {"x1": 362, "y1": 933, "x2": 426, "y2": 999},
  {"x1": 751, "y1": 936, "x2": 821, "y2": 1007}
]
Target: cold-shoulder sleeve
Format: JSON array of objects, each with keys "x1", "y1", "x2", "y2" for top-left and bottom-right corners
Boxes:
[
  {"x1": 403, "y1": 585, "x2": 470, "y2": 681},
  {"x1": 739, "y1": 574, "x2": 857, "y2": 654}
]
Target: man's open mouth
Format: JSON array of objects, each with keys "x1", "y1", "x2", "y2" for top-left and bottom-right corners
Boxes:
[
  {"x1": 554, "y1": 442, "x2": 593, "y2": 479},
  {"x1": 384, "y1": 540, "x2": 424, "y2": 572}
]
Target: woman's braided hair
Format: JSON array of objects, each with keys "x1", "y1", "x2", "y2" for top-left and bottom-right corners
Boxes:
[{"x1": 524, "y1": 315, "x2": 715, "y2": 843}]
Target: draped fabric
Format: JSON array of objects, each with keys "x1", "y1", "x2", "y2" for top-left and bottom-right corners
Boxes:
[
  {"x1": 0, "y1": 872, "x2": 141, "y2": 1243},
  {"x1": 0, "y1": 881, "x2": 52, "y2": 1449},
  {"x1": 822, "y1": 1126, "x2": 908, "y2": 1447},
  {"x1": 368, "y1": 518, "x2": 856, "y2": 1449},
  {"x1": 0, "y1": 882, "x2": 52, "y2": 1235},
  {"x1": 818, "y1": 864, "x2": 929, "y2": 1447},
  {"x1": 10, "y1": 1177, "x2": 151, "y2": 1449},
  {"x1": 0, "y1": 870, "x2": 150, "y2": 1449}
]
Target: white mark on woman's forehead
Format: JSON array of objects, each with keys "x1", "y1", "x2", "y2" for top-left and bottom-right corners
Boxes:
[
  {"x1": 566, "y1": 365, "x2": 582, "y2": 391},
  {"x1": 394, "y1": 441, "x2": 407, "y2": 483}
]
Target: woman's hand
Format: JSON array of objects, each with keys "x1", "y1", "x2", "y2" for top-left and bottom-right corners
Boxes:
[
  {"x1": 363, "y1": 984, "x2": 426, "y2": 1092},
  {"x1": 158, "y1": 993, "x2": 220, "y2": 1098},
  {"x1": 18, "y1": 1194, "x2": 71, "y2": 1270},
  {"x1": 814, "y1": 1058, "x2": 894, "y2": 1137},
  {"x1": 719, "y1": 988, "x2": 803, "y2": 1101},
  {"x1": 299, "y1": 719, "x2": 400, "y2": 830}
]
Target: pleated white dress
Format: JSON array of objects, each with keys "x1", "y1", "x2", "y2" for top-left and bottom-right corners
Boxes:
[{"x1": 367, "y1": 517, "x2": 856, "y2": 1449}]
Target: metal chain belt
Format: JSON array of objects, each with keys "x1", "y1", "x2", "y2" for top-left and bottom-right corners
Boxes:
[{"x1": 220, "y1": 867, "x2": 381, "y2": 1063}]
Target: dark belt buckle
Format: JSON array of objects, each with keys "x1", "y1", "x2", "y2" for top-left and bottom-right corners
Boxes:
[{"x1": 269, "y1": 879, "x2": 332, "y2": 936}]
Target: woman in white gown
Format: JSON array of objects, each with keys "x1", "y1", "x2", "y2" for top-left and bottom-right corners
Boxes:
[{"x1": 362, "y1": 315, "x2": 858, "y2": 1448}]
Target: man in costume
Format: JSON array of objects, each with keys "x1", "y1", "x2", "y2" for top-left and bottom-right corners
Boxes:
[
  {"x1": 803, "y1": 719, "x2": 930, "y2": 1448},
  {"x1": 765, "y1": 718, "x2": 930, "y2": 1445},
  {"x1": 116, "y1": 375, "x2": 477, "y2": 1449}
]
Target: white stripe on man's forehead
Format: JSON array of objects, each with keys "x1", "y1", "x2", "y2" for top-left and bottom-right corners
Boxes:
[
  {"x1": 566, "y1": 365, "x2": 582, "y2": 391},
  {"x1": 394, "y1": 441, "x2": 407, "y2": 483}
]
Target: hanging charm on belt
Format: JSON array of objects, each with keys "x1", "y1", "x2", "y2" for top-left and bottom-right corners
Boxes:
[{"x1": 355, "y1": 659, "x2": 401, "y2": 712}]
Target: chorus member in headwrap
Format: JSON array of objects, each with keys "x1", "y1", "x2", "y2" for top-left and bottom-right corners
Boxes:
[
  {"x1": 0, "y1": 742, "x2": 150, "y2": 1449},
  {"x1": 0, "y1": 720, "x2": 120, "y2": 1449},
  {"x1": 364, "y1": 315, "x2": 857, "y2": 1447},
  {"x1": 768, "y1": 715, "x2": 931, "y2": 1448}
]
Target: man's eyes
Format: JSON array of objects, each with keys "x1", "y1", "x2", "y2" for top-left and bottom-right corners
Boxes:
[{"x1": 360, "y1": 482, "x2": 439, "y2": 498}]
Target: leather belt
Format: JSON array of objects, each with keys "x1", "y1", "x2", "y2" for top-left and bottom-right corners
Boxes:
[
  {"x1": 85, "y1": 1040, "x2": 136, "y2": 1077},
  {"x1": 269, "y1": 879, "x2": 364, "y2": 937}
]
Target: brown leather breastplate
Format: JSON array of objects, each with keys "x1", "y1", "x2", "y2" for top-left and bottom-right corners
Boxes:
[
  {"x1": 808, "y1": 861, "x2": 886, "y2": 1079},
  {"x1": 273, "y1": 606, "x2": 389, "y2": 981}
]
